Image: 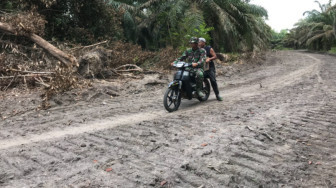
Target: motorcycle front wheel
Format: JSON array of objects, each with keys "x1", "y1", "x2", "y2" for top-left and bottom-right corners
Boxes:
[{"x1": 163, "y1": 88, "x2": 181, "y2": 112}]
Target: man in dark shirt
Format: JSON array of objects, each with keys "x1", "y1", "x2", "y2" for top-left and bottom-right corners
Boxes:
[{"x1": 198, "y1": 38, "x2": 223, "y2": 101}]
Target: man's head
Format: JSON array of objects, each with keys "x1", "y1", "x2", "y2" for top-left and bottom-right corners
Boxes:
[
  {"x1": 198, "y1": 38, "x2": 206, "y2": 48},
  {"x1": 189, "y1": 37, "x2": 199, "y2": 49}
]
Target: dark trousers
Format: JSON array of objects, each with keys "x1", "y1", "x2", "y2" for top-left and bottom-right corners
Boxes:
[{"x1": 204, "y1": 67, "x2": 220, "y2": 96}]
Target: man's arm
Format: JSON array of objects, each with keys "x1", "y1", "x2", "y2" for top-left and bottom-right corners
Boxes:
[
  {"x1": 206, "y1": 48, "x2": 217, "y2": 63},
  {"x1": 172, "y1": 50, "x2": 188, "y2": 65}
]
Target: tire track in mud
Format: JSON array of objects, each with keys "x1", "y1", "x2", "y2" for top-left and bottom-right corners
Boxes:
[
  {"x1": 278, "y1": 55, "x2": 336, "y2": 187},
  {"x1": 273, "y1": 103, "x2": 336, "y2": 187},
  {"x1": 0, "y1": 112, "x2": 165, "y2": 150},
  {"x1": 1, "y1": 51, "x2": 336, "y2": 187}
]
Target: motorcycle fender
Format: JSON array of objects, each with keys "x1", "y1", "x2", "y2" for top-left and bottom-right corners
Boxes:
[{"x1": 168, "y1": 81, "x2": 179, "y2": 89}]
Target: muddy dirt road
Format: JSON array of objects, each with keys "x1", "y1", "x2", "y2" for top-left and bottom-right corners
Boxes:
[{"x1": 1, "y1": 51, "x2": 336, "y2": 187}]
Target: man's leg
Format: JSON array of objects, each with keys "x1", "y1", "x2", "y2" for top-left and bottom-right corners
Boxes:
[
  {"x1": 195, "y1": 69, "x2": 204, "y2": 97},
  {"x1": 208, "y1": 68, "x2": 223, "y2": 101},
  {"x1": 208, "y1": 68, "x2": 219, "y2": 95}
]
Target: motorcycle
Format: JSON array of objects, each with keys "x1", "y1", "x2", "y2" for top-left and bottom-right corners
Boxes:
[{"x1": 163, "y1": 61, "x2": 210, "y2": 112}]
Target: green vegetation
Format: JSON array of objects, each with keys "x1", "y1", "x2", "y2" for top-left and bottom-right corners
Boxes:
[
  {"x1": 2, "y1": 0, "x2": 336, "y2": 53},
  {"x1": 328, "y1": 46, "x2": 336, "y2": 54},
  {"x1": 283, "y1": 0, "x2": 336, "y2": 51},
  {"x1": 0, "y1": 0, "x2": 271, "y2": 53},
  {"x1": 271, "y1": 29, "x2": 289, "y2": 50}
]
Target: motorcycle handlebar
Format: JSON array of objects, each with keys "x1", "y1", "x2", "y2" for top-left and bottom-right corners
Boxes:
[{"x1": 174, "y1": 61, "x2": 193, "y2": 67}]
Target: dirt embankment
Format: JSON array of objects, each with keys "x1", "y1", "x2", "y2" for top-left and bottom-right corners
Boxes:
[{"x1": 0, "y1": 51, "x2": 336, "y2": 187}]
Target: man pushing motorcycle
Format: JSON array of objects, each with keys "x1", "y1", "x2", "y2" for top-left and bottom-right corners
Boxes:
[{"x1": 171, "y1": 37, "x2": 207, "y2": 98}]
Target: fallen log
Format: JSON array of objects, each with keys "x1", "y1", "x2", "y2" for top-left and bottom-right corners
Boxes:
[
  {"x1": 115, "y1": 64, "x2": 143, "y2": 72},
  {"x1": 34, "y1": 77, "x2": 50, "y2": 88},
  {"x1": 8, "y1": 69, "x2": 54, "y2": 75},
  {"x1": 0, "y1": 21, "x2": 77, "y2": 67},
  {"x1": 115, "y1": 69, "x2": 143, "y2": 72},
  {"x1": 0, "y1": 74, "x2": 52, "y2": 79},
  {"x1": 69, "y1": 40, "x2": 108, "y2": 51}
]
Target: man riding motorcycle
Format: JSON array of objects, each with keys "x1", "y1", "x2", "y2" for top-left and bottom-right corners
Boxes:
[{"x1": 171, "y1": 37, "x2": 207, "y2": 97}]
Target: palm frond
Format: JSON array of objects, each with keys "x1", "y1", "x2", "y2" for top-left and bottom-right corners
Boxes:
[
  {"x1": 246, "y1": 4, "x2": 268, "y2": 18},
  {"x1": 315, "y1": 0, "x2": 325, "y2": 12},
  {"x1": 104, "y1": 0, "x2": 136, "y2": 11},
  {"x1": 306, "y1": 32, "x2": 325, "y2": 45},
  {"x1": 206, "y1": 0, "x2": 239, "y2": 34},
  {"x1": 139, "y1": 0, "x2": 166, "y2": 9}
]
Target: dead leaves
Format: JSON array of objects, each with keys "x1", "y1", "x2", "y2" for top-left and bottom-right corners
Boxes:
[
  {"x1": 1, "y1": 11, "x2": 47, "y2": 36},
  {"x1": 105, "y1": 168, "x2": 113, "y2": 172},
  {"x1": 160, "y1": 181, "x2": 167, "y2": 186},
  {"x1": 106, "y1": 41, "x2": 155, "y2": 68},
  {"x1": 308, "y1": 161, "x2": 322, "y2": 165}
]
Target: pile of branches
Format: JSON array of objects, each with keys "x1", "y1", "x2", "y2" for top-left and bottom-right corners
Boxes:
[
  {"x1": 0, "y1": 40, "x2": 51, "y2": 90},
  {"x1": 0, "y1": 38, "x2": 179, "y2": 88},
  {"x1": 0, "y1": 9, "x2": 81, "y2": 109},
  {"x1": 0, "y1": 10, "x2": 181, "y2": 110},
  {"x1": 0, "y1": 10, "x2": 49, "y2": 88},
  {"x1": 77, "y1": 41, "x2": 156, "y2": 79},
  {"x1": 0, "y1": 40, "x2": 82, "y2": 108},
  {"x1": 0, "y1": 38, "x2": 180, "y2": 108},
  {"x1": 0, "y1": 11, "x2": 46, "y2": 36}
]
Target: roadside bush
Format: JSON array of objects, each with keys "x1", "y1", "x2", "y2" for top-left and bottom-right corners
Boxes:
[
  {"x1": 328, "y1": 46, "x2": 336, "y2": 54},
  {"x1": 145, "y1": 47, "x2": 181, "y2": 71},
  {"x1": 77, "y1": 42, "x2": 182, "y2": 78}
]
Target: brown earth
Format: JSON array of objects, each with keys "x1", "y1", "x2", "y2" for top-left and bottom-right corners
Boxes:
[{"x1": 0, "y1": 51, "x2": 336, "y2": 187}]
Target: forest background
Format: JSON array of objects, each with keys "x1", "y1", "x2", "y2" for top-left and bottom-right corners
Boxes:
[{"x1": 0, "y1": 0, "x2": 335, "y2": 99}]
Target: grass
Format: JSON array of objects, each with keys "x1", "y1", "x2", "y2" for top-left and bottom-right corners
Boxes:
[
  {"x1": 328, "y1": 47, "x2": 336, "y2": 54},
  {"x1": 278, "y1": 47, "x2": 294, "y2": 51},
  {"x1": 273, "y1": 45, "x2": 294, "y2": 51}
]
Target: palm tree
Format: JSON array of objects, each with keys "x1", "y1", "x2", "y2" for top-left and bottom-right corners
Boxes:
[
  {"x1": 327, "y1": 2, "x2": 336, "y2": 37},
  {"x1": 106, "y1": 0, "x2": 271, "y2": 52},
  {"x1": 284, "y1": 0, "x2": 336, "y2": 50},
  {"x1": 200, "y1": 0, "x2": 271, "y2": 52}
]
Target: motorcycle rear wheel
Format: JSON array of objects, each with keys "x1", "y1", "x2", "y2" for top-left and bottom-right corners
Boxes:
[{"x1": 163, "y1": 88, "x2": 181, "y2": 112}]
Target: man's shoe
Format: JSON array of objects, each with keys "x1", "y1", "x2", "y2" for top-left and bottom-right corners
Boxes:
[
  {"x1": 197, "y1": 90, "x2": 205, "y2": 98},
  {"x1": 216, "y1": 95, "x2": 223, "y2": 101}
]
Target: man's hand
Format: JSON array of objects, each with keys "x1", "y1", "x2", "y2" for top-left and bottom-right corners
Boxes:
[
  {"x1": 206, "y1": 58, "x2": 211, "y2": 63},
  {"x1": 171, "y1": 62, "x2": 175, "y2": 66},
  {"x1": 192, "y1": 63, "x2": 198, "y2": 68}
]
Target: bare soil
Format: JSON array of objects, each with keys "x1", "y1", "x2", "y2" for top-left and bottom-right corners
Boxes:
[{"x1": 0, "y1": 51, "x2": 336, "y2": 187}]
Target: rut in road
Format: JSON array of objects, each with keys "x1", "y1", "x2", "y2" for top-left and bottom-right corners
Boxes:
[{"x1": 0, "y1": 51, "x2": 335, "y2": 187}]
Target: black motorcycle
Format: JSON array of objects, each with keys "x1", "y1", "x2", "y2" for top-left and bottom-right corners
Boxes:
[{"x1": 163, "y1": 61, "x2": 210, "y2": 112}]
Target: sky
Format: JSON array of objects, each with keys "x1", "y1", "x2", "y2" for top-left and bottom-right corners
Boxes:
[{"x1": 250, "y1": 0, "x2": 333, "y2": 32}]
